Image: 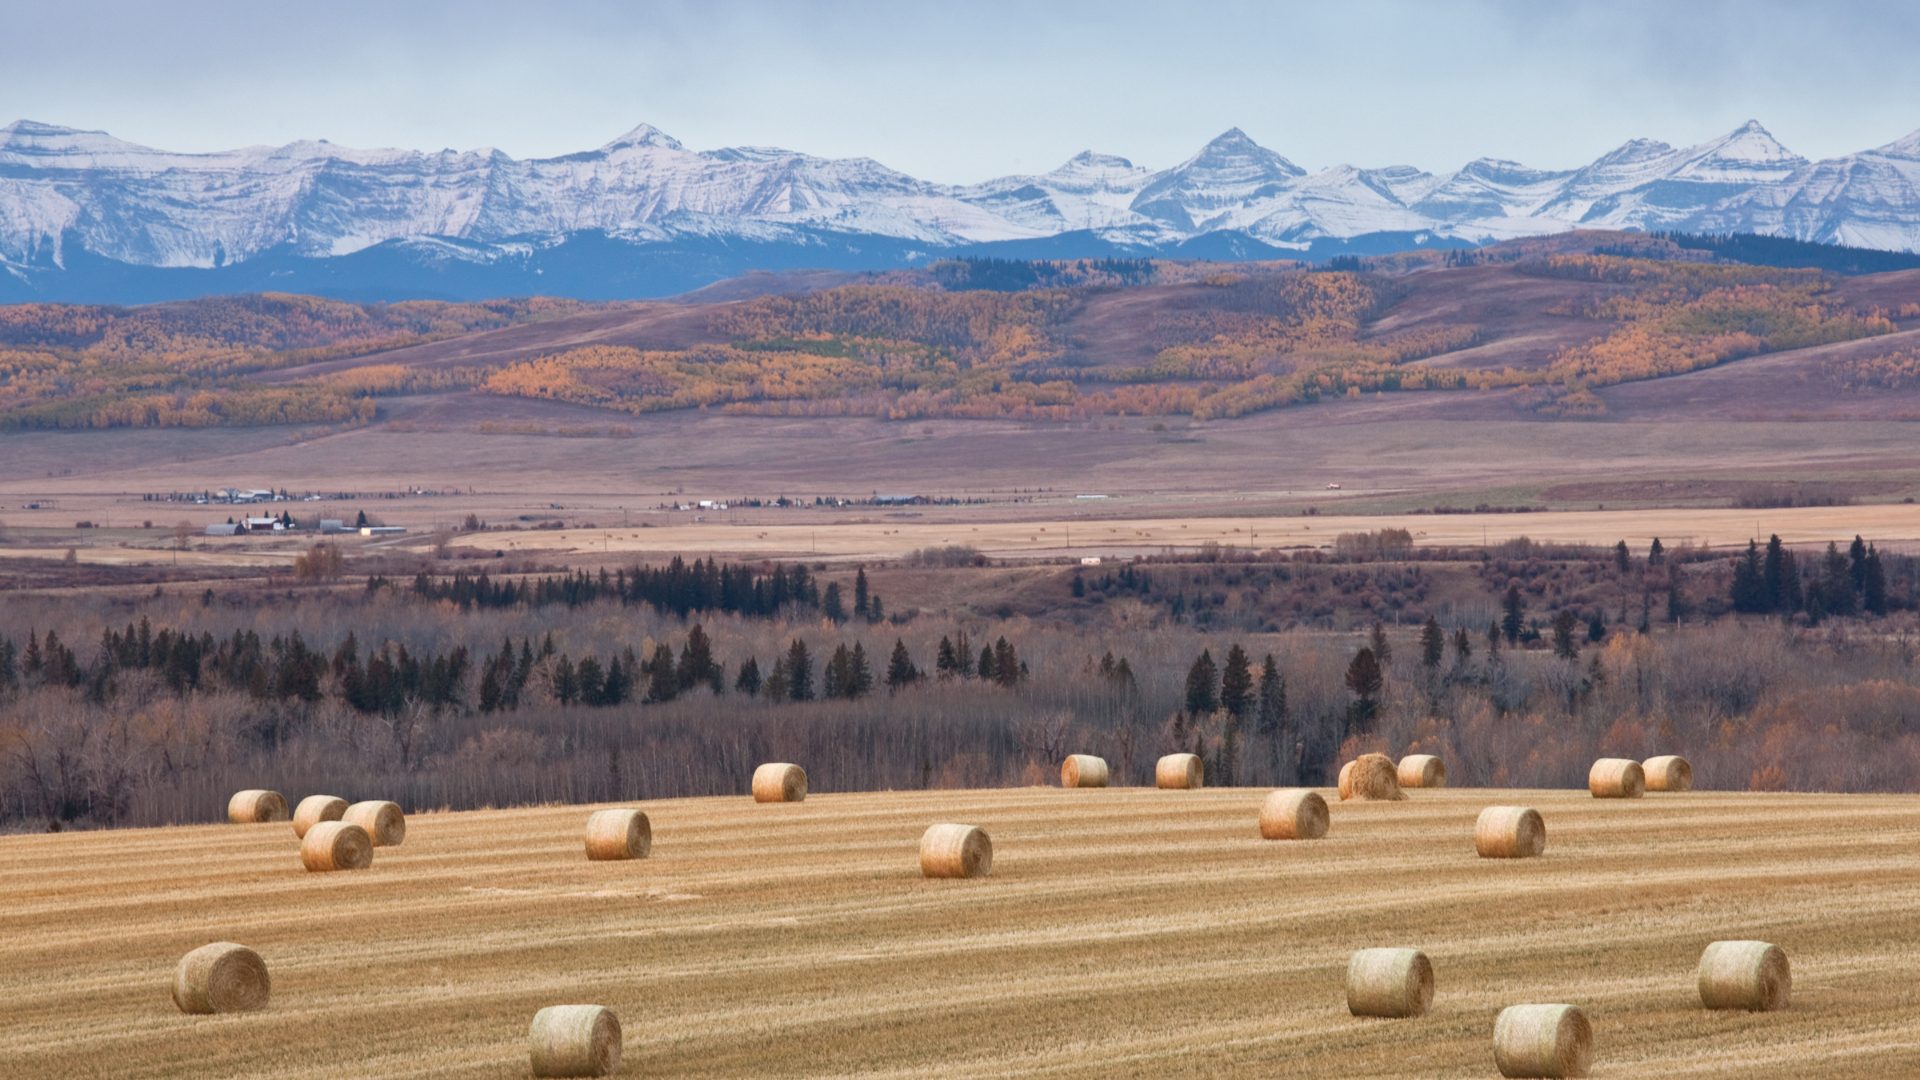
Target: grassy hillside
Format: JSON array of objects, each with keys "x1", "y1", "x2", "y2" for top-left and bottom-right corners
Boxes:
[
  {"x1": 3, "y1": 787, "x2": 1916, "y2": 1078},
  {"x1": 5, "y1": 233, "x2": 1919, "y2": 431}
]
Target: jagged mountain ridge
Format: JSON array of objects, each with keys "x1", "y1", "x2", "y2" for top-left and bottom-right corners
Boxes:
[{"x1": 3, "y1": 117, "x2": 1919, "y2": 301}]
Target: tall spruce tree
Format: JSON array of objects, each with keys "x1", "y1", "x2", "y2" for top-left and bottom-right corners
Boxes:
[
  {"x1": 1255, "y1": 655, "x2": 1285, "y2": 738},
  {"x1": 1220, "y1": 644, "x2": 1253, "y2": 719},
  {"x1": 1864, "y1": 546, "x2": 1888, "y2": 616},
  {"x1": 886, "y1": 638, "x2": 919, "y2": 689},
  {"x1": 735, "y1": 656, "x2": 762, "y2": 696},
  {"x1": 1731, "y1": 540, "x2": 1767, "y2": 613},
  {"x1": 1419, "y1": 616, "x2": 1444, "y2": 669},
  {"x1": 1551, "y1": 609, "x2": 1579, "y2": 659},
  {"x1": 785, "y1": 638, "x2": 814, "y2": 701},
  {"x1": 1344, "y1": 646, "x2": 1382, "y2": 729},
  {"x1": 1368, "y1": 621, "x2": 1392, "y2": 666},
  {"x1": 1501, "y1": 585, "x2": 1525, "y2": 644},
  {"x1": 1184, "y1": 649, "x2": 1219, "y2": 715}
]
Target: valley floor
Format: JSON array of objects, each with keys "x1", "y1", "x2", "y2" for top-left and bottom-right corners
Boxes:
[{"x1": 3, "y1": 787, "x2": 1917, "y2": 1078}]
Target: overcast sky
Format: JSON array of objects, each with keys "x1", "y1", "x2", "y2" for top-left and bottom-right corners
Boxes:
[{"x1": 6, "y1": 0, "x2": 1918, "y2": 181}]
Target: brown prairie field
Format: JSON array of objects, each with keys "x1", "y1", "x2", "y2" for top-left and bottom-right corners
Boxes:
[{"x1": 4, "y1": 787, "x2": 1918, "y2": 1080}]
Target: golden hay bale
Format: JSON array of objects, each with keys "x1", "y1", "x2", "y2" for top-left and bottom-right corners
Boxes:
[
  {"x1": 1643, "y1": 755, "x2": 1693, "y2": 793},
  {"x1": 300, "y1": 821, "x2": 374, "y2": 872},
  {"x1": 1258, "y1": 789, "x2": 1330, "y2": 840},
  {"x1": 1060, "y1": 754, "x2": 1109, "y2": 788},
  {"x1": 227, "y1": 789, "x2": 288, "y2": 824},
  {"x1": 1155, "y1": 753, "x2": 1203, "y2": 789},
  {"x1": 342, "y1": 800, "x2": 406, "y2": 846},
  {"x1": 920, "y1": 823, "x2": 992, "y2": 878},
  {"x1": 1588, "y1": 758, "x2": 1646, "y2": 799},
  {"x1": 752, "y1": 762, "x2": 807, "y2": 803},
  {"x1": 291, "y1": 795, "x2": 346, "y2": 839},
  {"x1": 1346, "y1": 947, "x2": 1434, "y2": 1018},
  {"x1": 529, "y1": 1004, "x2": 622, "y2": 1078},
  {"x1": 584, "y1": 809, "x2": 651, "y2": 861},
  {"x1": 1698, "y1": 940, "x2": 1790, "y2": 1011},
  {"x1": 1340, "y1": 753, "x2": 1406, "y2": 801},
  {"x1": 172, "y1": 942, "x2": 270, "y2": 1014},
  {"x1": 1493, "y1": 1003, "x2": 1592, "y2": 1079},
  {"x1": 1398, "y1": 754, "x2": 1447, "y2": 788},
  {"x1": 1475, "y1": 806, "x2": 1546, "y2": 859}
]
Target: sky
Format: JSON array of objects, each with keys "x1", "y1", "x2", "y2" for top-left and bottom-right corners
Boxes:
[{"x1": 6, "y1": 0, "x2": 1920, "y2": 182}]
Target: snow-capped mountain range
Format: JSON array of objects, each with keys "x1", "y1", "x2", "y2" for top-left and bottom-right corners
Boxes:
[{"x1": 3, "y1": 118, "x2": 1918, "y2": 301}]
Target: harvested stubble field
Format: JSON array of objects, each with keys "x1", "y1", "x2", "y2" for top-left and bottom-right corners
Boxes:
[{"x1": 3, "y1": 788, "x2": 1918, "y2": 1079}]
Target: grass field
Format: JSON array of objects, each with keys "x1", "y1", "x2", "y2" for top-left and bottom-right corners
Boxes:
[{"x1": 4, "y1": 786, "x2": 1918, "y2": 1078}]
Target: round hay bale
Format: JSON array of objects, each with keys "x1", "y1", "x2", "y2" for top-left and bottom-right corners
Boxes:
[
  {"x1": 584, "y1": 809, "x2": 652, "y2": 861},
  {"x1": 752, "y1": 762, "x2": 807, "y2": 803},
  {"x1": 1588, "y1": 758, "x2": 1646, "y2": 799},
  {"x1": 1340, "y1": 753, "x2": 1406, "y2": 801},
  {"x1": 920, "y1": 823, "x2": 992, "y2": 878},
  {"x1": 1258, "y1": 789, "x2": 1330, "y2": 840},
  {"x1": 1155, "y1": 753, "x2": 1203, "y2": 790},
  {"x1": 1346, "y1": 947, "x2": 1434, "y2": 1018},
  {"x1": 1643, "y1": 755, "x2": 1693, "y2": 793},
  {"x1": 1698, "y1": 940, "x2": 1790, "y2": 1011},
  {"x1": 291, "y1": 795, "x2": 347, "y2": 839},
  {"x1": 1475, "y1": 806, "x2": 1546, "y2": 859},
  {"x1": 529, "y1": 1004, "x2": 622, "y2": 1078},
  {"x1": 1493, "y1": 1003, "x2": 1592, "y2": 1079},
  {"x1": 342, "y1": 800, "x2": 406, "y2": 846},
  {"x1": 1060, "y1": 754, "x2": 1109, "y2": 788},
  {"x1": 1398, "y1": 754, "x2": 1447, "y2": 789},
  {"x1": 227, "y1": 789, "x2": 288, "y2": 824},
  {"x1": 300, "y1": 821, "x2": 373, "y2": 872},
  {"x1": 172, "y1": 942, "x2": 270, "y2": 1014}
]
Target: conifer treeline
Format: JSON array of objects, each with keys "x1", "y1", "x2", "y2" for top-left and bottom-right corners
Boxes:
[
  {"x1": 0, "y1": 618, "x2": 986, "y2": 718},
  {"x1": 403, "y1": 557, "x2": 894, "y2": 622}
]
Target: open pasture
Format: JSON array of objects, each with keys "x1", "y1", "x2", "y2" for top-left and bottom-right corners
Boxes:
[{"x1": 3, "y1": 787, "x2": 1918, "y2": 1078}]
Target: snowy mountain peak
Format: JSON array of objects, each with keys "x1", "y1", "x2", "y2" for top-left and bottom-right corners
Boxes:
[
  {"x1": 1057, "y1": 150, "x2": 1138, "y2": 172},
  {"x1": 1590, "y1": 138, "x2": 1674, "y2": 168},
  {"x1": 1875, "y1": 128, "x2": 1920, "y2": 159},
  {"x1": 1691, "y1": 120, "x2": 1803, "y2": 167},
  {"x1": 600, "y1": 123, "x2": 684, "y2": 152},
  {"x1": 1183, "y1": 127, "x2": 1307, "y2": 179}
]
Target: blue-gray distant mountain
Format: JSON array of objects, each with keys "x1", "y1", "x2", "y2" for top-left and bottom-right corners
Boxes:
[{"x1": 3, "y1": 118, "x2": 1918, "y2": 302}]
